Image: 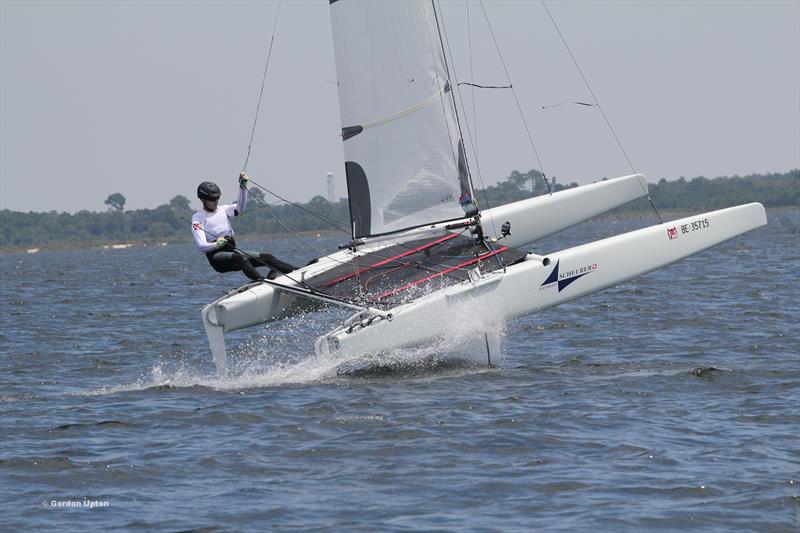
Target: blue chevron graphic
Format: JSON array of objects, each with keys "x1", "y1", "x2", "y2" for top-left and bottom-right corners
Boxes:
[{"x1": 540, "y1": 260, "x2": 596, "y2": 292}]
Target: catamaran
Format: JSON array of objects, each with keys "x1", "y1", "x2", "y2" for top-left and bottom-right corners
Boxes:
[{"x1": 201, "y1": 1, "x2": 766, "y2": 374}]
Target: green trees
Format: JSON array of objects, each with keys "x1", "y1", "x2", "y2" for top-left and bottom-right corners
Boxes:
[
  {"x1": 646, "y1": 172, "x2": 800, "y2": 209},
  {"x1": 168, "y1": 195, "x2": 191, "y2": 212},
  {"x1": 0, "y1": 170, "x2": 796, "y2": 249},
  {"x1": 248, "y1": 188, "x2": 266, "y2": 204},
  {"x1": 476, "y1": 168, "x2": 575, "y2": 207},
  {"x1": 474, "y1": 169, "x2": 799, "y2": 212},
  {"x1": 104, "y1": 193, "x2": 126, "y2": 211}
]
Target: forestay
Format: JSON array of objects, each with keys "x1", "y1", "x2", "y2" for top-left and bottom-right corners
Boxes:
[{"x1": 330, "y1": 0, "x2": 477, "y2": 239}]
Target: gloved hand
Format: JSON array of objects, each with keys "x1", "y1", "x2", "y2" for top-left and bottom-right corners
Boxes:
[
  {"x1": 239, "y1": 172, "x2": 249, "y2": 189},
  {"x1": 215, "y1": 236, "x2": 233, "y2": 251}
]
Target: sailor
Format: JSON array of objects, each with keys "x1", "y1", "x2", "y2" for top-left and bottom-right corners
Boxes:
[{"x1": 191, "y1": 173, "x2": 297, "y2": 281}]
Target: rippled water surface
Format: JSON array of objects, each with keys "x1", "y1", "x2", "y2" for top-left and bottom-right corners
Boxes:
[{"x1": 1, "y1": 210, "x2": 798, "y2": 531}]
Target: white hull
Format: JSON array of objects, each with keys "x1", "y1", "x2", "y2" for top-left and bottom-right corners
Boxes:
[
  {"x1": 481, "y1": 173, "x2": 649, "y2": 248},
  {"x1": 314, "y1": 203, "x2": 767, "y2": 366}
]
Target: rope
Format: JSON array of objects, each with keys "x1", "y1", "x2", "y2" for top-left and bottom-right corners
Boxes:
[
  {"x1": 247, "y1": 177, "x2": 491, "y2": 280},
  {"x1": 242, "y1": 0, "x2": 283, "y2": 173},
  {"x1": 245, "y1": 188, "x2": 481, "y2": 288},
  {"x1": 540, "y1": 0, "x2": 662, "y2": 223},
  {"x1": 457, "y1": 82, "x2": 512, "y2": 90},
  {"x1": 479, "y1": 0, "x2": 551, "y2": 196},
  {"x1": 248, "y1": 178, "x2": 350, "y2": 234},
  {"x1": 247, "y1": 194, "x2": 351, "y2": 265},
  {"x1": 541, "y1": 100, "x2": 596, "y2": 109}
]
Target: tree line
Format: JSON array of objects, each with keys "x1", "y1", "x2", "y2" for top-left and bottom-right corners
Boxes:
[{"x1": 1, "y1": 169, "x2": 796, "y2": 249}]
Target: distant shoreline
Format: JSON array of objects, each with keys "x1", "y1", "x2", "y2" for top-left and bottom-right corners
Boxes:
[
  {"x1": 0, "y1": 228, "x2": 342, "y2": 254},
  {"x1": 3, "y1": 207, "x2": 794, "y2": 255},
  {"x1": 2, "y1": 170, "x2": 796, "y2": 252}
]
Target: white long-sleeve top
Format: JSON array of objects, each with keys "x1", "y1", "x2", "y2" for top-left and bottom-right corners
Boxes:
[{"x1": 191, "y1": 187, "x2": 247, "y2": 253}]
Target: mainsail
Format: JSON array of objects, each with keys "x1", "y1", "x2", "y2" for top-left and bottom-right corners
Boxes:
[{"x1": 329, "y1": 0, "x2": 477, "y2": 238}]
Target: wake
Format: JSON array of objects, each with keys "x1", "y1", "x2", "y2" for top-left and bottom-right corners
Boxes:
[
  {"x1": 81, "y1": 334, "x2": 494, "y2": 396},
  {"x1": 82, "y1": 306, "x2": 507, "y2": 395}
]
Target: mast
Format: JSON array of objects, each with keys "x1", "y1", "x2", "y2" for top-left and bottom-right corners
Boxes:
[{"x1": 430, "y1": 0, "x2": 479, "y2": 220}]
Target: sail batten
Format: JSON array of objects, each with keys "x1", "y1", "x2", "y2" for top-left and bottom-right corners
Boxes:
[
  {"x1": 330, "y1": 0, "x2": 476, "y2": 239},
  {"x1": 344, "y1": 82, "x2": 450, "y2": 136}
]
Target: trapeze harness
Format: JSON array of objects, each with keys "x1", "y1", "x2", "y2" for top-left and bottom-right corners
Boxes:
[{"x1": 191, "y1": 187, "x2": 295, "y2": 281}]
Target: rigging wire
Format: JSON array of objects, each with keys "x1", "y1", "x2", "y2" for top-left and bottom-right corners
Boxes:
[
  {"x1": 437, "y1": 1, "x2": 513, "y2": 274},
  {"x1": 248, "y1": 195, "x2": 346, "y2": 263},
  {"x1": 467, "y1": 1, "x2": 478, "y2": 160},
  {"x1": 242, "y1": 0, "x2": 283, "y2": 173},
  {"x1": 541, "y1": 100, "x2": 595, "y2": 109},
  {"x1": 429, "y1": 1, "x2": 509, "y2": 273},
  {"x1": 245, "y1": 180, "x2": 478, "y2": 284},
  {"x1": 245, "y1": 188, "x2": 480, "y2": 284},
  {"x1": 248, "y1": 178, "x2": 350, "y2": 234},
  {"x1": 244, "y1": 183, "x2": 361, "y2": 301},
  {"x1": 539, "y1": 0, "x2": 662, "y2": 223},
  {"x1": 246, "y1": 177, "x2": 488, "y2": 281},
  {"x1": 436, "y1": 1, "x2": 500, "y2": 242},
  {"x1": 479, "y1": 0, "x2": 552, "y2": 196},
  {"x1": 247, "y1": 189, "x2": 368, "y2": 299}
]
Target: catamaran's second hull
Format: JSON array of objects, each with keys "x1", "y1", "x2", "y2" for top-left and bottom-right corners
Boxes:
[{"x1": 313, "y1": 203, "x2": 767, "y2": 367}]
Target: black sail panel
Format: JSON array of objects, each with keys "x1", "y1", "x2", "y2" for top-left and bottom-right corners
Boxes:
[{"x1": 345, "y1": 161, "x2": 371, "y2": 238}]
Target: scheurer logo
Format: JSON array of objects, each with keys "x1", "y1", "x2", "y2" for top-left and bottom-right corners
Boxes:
[{"x1": 540, "y1": 260, "x2": 598, "y2": 292}]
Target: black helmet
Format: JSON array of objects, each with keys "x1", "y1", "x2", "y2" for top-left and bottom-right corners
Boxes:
[{"x1": 197, "y1": 181, "x2": 221, "y2": 201}]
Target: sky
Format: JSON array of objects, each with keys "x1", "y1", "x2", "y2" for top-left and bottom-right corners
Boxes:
[{"x1": 1, "y1": 0, "x2": 798, "y2": 213}]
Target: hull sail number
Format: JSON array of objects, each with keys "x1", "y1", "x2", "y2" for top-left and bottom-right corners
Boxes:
[{"x1": 667, "y1": 217, "x2": 710, "y2": 240}]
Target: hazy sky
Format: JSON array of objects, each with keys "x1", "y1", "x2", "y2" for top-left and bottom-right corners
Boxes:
[{"x1": 1, "y1": 0, "x2": 798, "y2": 213}]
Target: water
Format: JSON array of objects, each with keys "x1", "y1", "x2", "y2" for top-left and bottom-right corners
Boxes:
[{"x1": 1, "y1": 210, "x2": 798, "y2": 531}]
